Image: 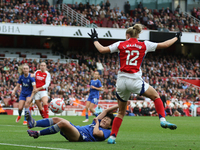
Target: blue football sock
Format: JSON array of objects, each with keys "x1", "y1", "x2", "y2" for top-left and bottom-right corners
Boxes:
[
  {"x1": 86, "y1": 112, "x2": 88, "y2": 119},
  {"x1": 39, "y1": 124, "x2": 60, "y2": 136},
  {"x1": 94, "y1": 113, "x2": 98, "y2": 117},
  {"x1": 24, "y1": 108, "x2": 29, "y2": 121},
  {"x1": 36, "y1": 118, "x2": 54, "y2": 127}
]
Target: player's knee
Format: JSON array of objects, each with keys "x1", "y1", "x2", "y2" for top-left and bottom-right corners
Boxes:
[
  {"x1": 18, "y1": 108, "x2": 23, "y2": 111},
  {"x1": 24, "y1": 104, "x2": 29, "y2": 108},
  {"x1": 58, "y1": 120, "x2": 68, "y2": 128},
  {"x1": 118, "y1": 110, "x2": 126, "y2": 116},
  {"x1": 52, "y1": 117, "x2": 60, "y2": 123},
  {"x1": 152, "y1": 94, "x2": 160, "y2": 101}
]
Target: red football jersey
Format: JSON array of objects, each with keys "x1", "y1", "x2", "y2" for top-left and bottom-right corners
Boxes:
[
  {"x1": 109, "y1": 38, "x2": 157, "y2": 78},
  {"x1": 34, "y1": 70, "x2": 51, "y2": 91}
]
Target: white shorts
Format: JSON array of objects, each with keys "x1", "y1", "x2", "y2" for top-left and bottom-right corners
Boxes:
[
  {"x1": 34, "y1": 91, "x2": 48, "y2": 100},
  {"x1": 116, "y1": 76, "x2": 149, "y2": 101}
]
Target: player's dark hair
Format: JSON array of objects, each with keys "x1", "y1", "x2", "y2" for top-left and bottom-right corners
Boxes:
[
  {"x1": 126, "y1": 24, "x2": 142, "y2": 38},
  {"x1": 105, "y1": 113, "x2": 115, "y2": 126}
]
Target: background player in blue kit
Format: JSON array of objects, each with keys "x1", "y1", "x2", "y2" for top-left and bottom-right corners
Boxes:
[
  {"x1": 12, "y1": 64, "x2": 36, "y2": 125},
  {"x1": 26, "y1": 105, "x2": 118, "y2": 142},
  {"x1": 83, "y1": 71, "x2": 103, "y2": 122}
]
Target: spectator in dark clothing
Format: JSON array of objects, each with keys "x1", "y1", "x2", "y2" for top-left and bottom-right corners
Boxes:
[
  {"x1": 160, "y1": 92, "x2": 166, "y2": 107},
  {"x1": 133, "y1": 105, "x2": 140, "y2": 116},
  {"x1": 172, "y1": 106, "x2": 180, "y2": 116},
  {"x1": 177, "y1": 105, "x2": 185, "y2": 116},
  {"x1": 165, "y1": 7, "x2": 172, "y2": 14},
  {"x1": 105, "y1": 0, "x2": 110, "y2": 11},
  {"x1": 150, "y1": 106, "x2": 157, "y2": 115},
  {"x1": 137, "y1": 2, "x2": 143, "y2": 9},
  {"x1": 124, "y1": 1, "x2": 130, "y2": 14},
  {"x1": 141, "y1": 105, "x2": 150, "y2": 116}
]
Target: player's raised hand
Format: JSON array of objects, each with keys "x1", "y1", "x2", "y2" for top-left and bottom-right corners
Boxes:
[
  {"x1": 93, "y1": 118, "x2": 98, "y2": 124},
  {"x1": 175, "y1": 31, "x2": 182, "y2": 40},
  {"x1": 88, "y1": 28, "x2": 98, "y2": 42}
]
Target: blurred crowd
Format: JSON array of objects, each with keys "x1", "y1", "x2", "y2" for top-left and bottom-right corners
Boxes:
[
  {"x1": 0, "y1": 52, "x2": 199, "y2": 116},
  {"x1": 0, "y1": 0, "x2": 200, "y2": 32}
]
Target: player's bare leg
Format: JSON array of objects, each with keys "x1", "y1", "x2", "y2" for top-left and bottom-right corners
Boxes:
[
  {"x1": 143, "y1": 85, "x2": 177, "y2": 130},
  {"x1": 27, "y1": 116, "x2": 80, "y2": 141},
  {"x1": 108, "y1": 99, "x2": 127, "y2": 144},
  {"x1": 41, "y1": 96, "x2": 49, "y2": 118},
  {"x1": 58, "y1": 120, "x2": 81, "y2": 142},
  {"x1": 16, "y1": 100, "x2": 25, "y2": 123},
  {"x1": 89, "y1": 103, "x2": 98, "y2": 117},
  {"x1": 83, "y1": 101, "x2": 90, "y2": 122}
]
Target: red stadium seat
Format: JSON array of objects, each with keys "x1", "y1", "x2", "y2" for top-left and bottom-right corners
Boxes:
[
  {"x1": 107, "y1": 20, "x2": 113, "y2": 27},
  {"x1": 21, "y1": 54, "x2": 26, "y2": 58},
  {"x1": 197, "y1": 107, "x2": 200, "y2": 116},
  {"x1": 41, "y1": 55, "x2": 47, "y2": 58},
  {"x1": 183, "y1": 108, "x2": 191, "y2": 116},
  {"x1": 0, "y1": 54, "x2": 5, "y2": 57}
]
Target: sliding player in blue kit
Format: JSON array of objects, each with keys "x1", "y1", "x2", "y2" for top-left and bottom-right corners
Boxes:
[
  {"x1": 83, "y1": 71, "x2": 103, "y2": 122},
  {"x1": 12, "y1": 64, "x2": 36, "y2": 125},
  {"x1": 26, "y1": 105, "x2": 118, "y2": 142}
]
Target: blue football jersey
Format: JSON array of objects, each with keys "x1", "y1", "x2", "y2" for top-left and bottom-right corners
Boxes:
[
  {"x1": 75, "y1": 120, "x2": 111, "y2": 142},
  {"x1": 89, "y1": 79, "x2": 102, "y2": 98},
  {"x1": 17, "y1": 74, "x2": 35, "y2": 95}
]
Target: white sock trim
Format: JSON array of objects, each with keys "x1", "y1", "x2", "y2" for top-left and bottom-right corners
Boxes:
[
  {"x1": 160, "y1": 117, "x2": 166, "y2": 122},
  {"x1": 109, "y1": 136, "x2": 116, "y2": 140}
]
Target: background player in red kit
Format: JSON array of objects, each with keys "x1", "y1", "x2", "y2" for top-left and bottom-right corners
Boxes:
[
  {"x1": 88, "y1": 24, "x2": 182, "y2": 144},
  {"x1": 32, "y1": 62, "x2": 51, "y2": 118}
]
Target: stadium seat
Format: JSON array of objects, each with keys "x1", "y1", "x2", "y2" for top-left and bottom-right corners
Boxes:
[
  {"x1": 183, "y1": 108, "x2": 192, "y2": 116},
  {"x1": 197, "y1": 107, "x2": 200, "y2": 116}
]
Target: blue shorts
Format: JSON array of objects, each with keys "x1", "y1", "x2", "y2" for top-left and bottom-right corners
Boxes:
[
  {"x1": 87, "y1": 95, "x2": 99, "y2": 105},
  {"x1": 19, "y1": 93, "x2": 31, "y2": 101}
]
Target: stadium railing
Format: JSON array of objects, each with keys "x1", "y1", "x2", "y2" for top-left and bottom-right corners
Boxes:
[
  {"x1": 62, "y1": 3, "x2": 97, "y2": 28},
  {"x1": 0, "y1": 57, "x2": 78, "y2": 63}
]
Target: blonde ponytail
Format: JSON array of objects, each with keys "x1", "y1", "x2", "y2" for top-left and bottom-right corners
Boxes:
[
  {"x1": 18, "y1": 63, "x2": 29, "y2": 75},
  {"x1": 126, "y1": 24, "x2": 142, "y2": 38}
]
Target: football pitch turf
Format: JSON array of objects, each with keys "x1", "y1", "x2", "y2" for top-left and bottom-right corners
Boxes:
[{"x1": 0, "y1": 115, "x2": 199, "y2": 150}]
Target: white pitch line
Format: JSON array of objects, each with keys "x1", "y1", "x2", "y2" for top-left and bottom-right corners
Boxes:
[
  {"x1": 0, "y1": 125, "x2": 27, "y2": 127},
  {"x1": 0, "y1": 143, "x2": 72, "y2": 150}
]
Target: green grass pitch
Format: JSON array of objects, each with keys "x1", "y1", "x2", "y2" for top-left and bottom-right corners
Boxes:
[{"x1": 0, "y1": 115, "x2": 199, "y2": 150}]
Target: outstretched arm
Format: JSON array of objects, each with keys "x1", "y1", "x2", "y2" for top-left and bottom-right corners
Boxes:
[
  {"x1": 94, "y1": 41, "x2": 111, "y2": 54},
  {"x1": 88, "y1": 28, "x2": 110, "y2": 54},
  {"x1": 157, "y1": 32, "x2": 182, "y2": 49},
  {"x1": 96, "y1": 105, "x2": 118, "y2": 120}
]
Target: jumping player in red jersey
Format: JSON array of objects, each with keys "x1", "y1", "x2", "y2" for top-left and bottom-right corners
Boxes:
[
  {"x1": 88, "y1": 24, "x2": 182, "y2": 144},
  {"x1": 32, "y1": 62, "x2": 51, "y2": 118}
]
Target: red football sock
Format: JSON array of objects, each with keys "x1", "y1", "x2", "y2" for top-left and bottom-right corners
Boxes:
[
  {"x1": 154, "y1": 98, "x2": 165, "y2": 119},
  {"x1": 110, "y1": 117, "x2": 123, "y2": 137},
  {"x1": 43, "y1": 105, "x2": 49, "y2": 118},
  {"x1": 39, "y1": 110, "x2": 45, "y2": 118},
  {"x1": 44, "y1": 105, "x2": 49, "y2": 113}
]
